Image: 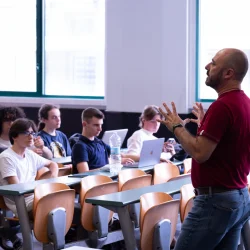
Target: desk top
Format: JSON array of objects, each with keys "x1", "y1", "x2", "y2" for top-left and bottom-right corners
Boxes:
[
  {"x1": 0, "y1": 176, "x2": 82, "y2": 196},
  {"x1": 52, "y1": 156, "x2": 72, "y2": 164},
  {"x1": 86, "y1": 173, "x2": 191, "y2": 207},
  {"x1": 68, "y1": 161, "x2": 183, "y2": 179}
]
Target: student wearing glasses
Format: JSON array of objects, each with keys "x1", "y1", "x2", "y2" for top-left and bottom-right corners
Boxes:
[
  {"x1": 126, "y1": 105, "x2": 176, "y2": 161},
  {"x1": 0, "y1": 118, "x2": 58, "y2": 249},
  {"x1": 37, "y1": 104, "x2": 71, "y2": 158}
]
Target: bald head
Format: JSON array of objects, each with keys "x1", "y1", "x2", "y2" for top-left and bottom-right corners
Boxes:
[{"x1": 219, "y1": 48, "x2": 249, "y2": 82}]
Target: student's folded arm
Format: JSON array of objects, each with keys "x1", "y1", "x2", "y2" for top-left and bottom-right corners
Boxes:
[
  {"x1": 5, "y1": 176, "x2": 19, "y2": 185},
  {"x1": 46, "y1": 161, "x2": 59, "y2": 178},
  {"x1": 77, "y1": 162, "x2": 89, "y2": 173}
]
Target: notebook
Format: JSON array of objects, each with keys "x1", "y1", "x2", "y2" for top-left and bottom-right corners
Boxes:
[
  {"x1": 123, "y1": 138, "x2": 164, "y2": 168},
  {"x1": 101, "y1": 129, "x2": 128, "y2": 146}
]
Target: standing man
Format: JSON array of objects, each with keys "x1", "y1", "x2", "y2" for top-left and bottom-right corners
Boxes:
[
  {"x1": 72, "y1": 107, "x2": 133, "y2": 173},
  {"x1": 159, "y1": 48, "x2": 250, "y2": 250}
]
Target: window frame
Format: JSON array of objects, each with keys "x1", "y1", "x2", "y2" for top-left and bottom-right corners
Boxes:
[{"x1": 0, "y1": 0, "x2": 105, "y2": 105}]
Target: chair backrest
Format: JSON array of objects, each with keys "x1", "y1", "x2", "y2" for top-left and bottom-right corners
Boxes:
[
  {"x1": 33, "y1": 183, "x2": 75, "y2": 243},
  {"x1": 80, "y1": 175, "x2": 118, "y2": 231},
  {"x1": 118, "y1": 168, "x2": 149, "y2": 191},
  {"x1": 58, "y1": 165, "x2": 73, "y2": 176},
  {"x1": 180, "y1": 183, "x2": 194, "y2": 223},
  {"x1": 153, "y1": 162, "x2": 180, "y2": 184},
  {"x1": 140, "y1": 192, "x2": 180, "y2": 250},
  {"x1": 33, "y1": 182, "x2": 71, "y2": 215},
  {"x1": 183, "y1": 158, "x2": 192, "y2": 174},
  {"x1": 35, "y1": 167, "x2": 50, "y2": 180},
  {"x1": 140, "y1": 192, "x2": 173, "y2": 231}
]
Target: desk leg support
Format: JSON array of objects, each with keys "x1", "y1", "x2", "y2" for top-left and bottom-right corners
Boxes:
[
  {"x1": 117, "y1": 207, "x2": 138, "y2": 250},
  {"x1": 14, "y1": 196, "x2": 33, "y2": 250}
]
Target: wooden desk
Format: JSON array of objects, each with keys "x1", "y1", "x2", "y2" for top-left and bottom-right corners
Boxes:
[
  {"x1": 0, "y1": 176, "x2": 82, "y2": 250},
  {"x1": 52, "y1": 156, "x2": 72, "y2": 164},
  {"x1": 86, "y1": 173, "x2": 191, "y2": 250}
]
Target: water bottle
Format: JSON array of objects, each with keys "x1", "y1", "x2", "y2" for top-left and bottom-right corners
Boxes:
[{"x1": 109, "y1": 132, "x2": 122, "y2": 174}]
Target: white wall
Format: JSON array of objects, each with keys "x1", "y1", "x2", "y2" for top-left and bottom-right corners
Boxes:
[
  {"x1": 0, "y1": 0, "x2": 196, "y2": 113},
  {"x1": 106, "y1": 0, "x2": 195, "y2": 113}
]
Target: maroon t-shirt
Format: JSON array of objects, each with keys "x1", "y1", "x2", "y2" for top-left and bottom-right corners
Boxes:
[{"x1": 192, "y1": 90, "x2": 250, "y2": 188}]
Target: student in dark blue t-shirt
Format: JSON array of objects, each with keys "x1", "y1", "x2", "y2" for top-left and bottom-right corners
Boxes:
[
  {"x1": 37, "y1": 104, "x2": 71, "y2": 158},
  {"x1": 72, "y1": 108, "x2": 133, "y2": 173}
]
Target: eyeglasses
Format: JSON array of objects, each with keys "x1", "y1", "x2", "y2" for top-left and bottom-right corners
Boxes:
[{"x1": 20, "y1": 131, "x2": 36, "y2": 137}]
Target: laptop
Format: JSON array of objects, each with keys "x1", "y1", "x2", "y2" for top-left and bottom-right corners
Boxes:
[
  {"x1": 123, "y1": 138, "x2": 164, "y2": 168},
  {"x1": 101, "y1": 129, "x2": 128, "y2": 146}
]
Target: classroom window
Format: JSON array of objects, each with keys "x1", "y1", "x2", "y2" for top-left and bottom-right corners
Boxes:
[
  {"x1": 197, "y1": 0, "x2": 250, "y2": 101},
  {"x1": 0, "y1": 0, "x2": 105, "y2": 99}
]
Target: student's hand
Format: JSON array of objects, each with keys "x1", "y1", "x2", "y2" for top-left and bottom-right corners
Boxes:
[
  {"x1": 121, "y1": 157, "x2": 134, "y2": 165},
  {"x1": 190, "y1": 102, "x2": 205, "y2": 126},
  {"x1": 34, "y1": 136, "x2": 44, "y2": 149},
  {"x1": 163, "y1": 142, "x2": 175, "y2": 155}
]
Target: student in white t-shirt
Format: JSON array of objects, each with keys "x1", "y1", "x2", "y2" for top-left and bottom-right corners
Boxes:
[
  {"x1": 0, "y1": 118, "x2": 58, "y2": 213},
  {"x1": 0, "y1": 118, "x2": 58, "y2": 249},
  {"x1": 126, "y1": 105, "x2": 176, "y2": 161}
]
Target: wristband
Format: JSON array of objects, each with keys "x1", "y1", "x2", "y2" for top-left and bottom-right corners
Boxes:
[{"x1": 172, "y1": 123, "x2": 183, "y2": 134}]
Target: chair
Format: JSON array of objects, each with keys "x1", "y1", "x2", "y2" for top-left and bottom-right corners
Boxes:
[
  {"x1": 58, "y1": 165, "x2": 73, "y2": 176},
  {"x1": 80, "y1": 175, "x2": 118, "y2": 248},
  {"x1": 118, "y1": 168, "x2": 152, "y2": 191},
  {"x1": 118, "y1": 169, "x2": 152, "y2": 228},
  {"x1": 33, "y1": 182, "x2": 75, "y2": 250},
  {"x1": 183, "y1": 158, "x2": 192, "y2": 174},
  {"x1": 35, "y1": 167, "x2": 50, "y2": 180},
  {"x1": 153, "y1": 162, "x2": 180, "y2": 184},
  {"x1": 180, "y1": 183, "x2": 194, "y2": 223},
  {"x1": 140, "y1": 192, "x2": 180, "y2": 250}
]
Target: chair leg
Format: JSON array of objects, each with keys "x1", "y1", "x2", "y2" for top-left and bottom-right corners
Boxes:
[
  {"x1": 153, "y1": 219, "x2": 171, "y2": 250},
  {"x1": 47, "y1": 208, "x2": 66, "y2": 250}
]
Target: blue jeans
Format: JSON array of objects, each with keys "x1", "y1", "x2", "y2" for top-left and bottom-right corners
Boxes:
[{"x1": 174, "y1": 187, "x2": 250, "y2": 250}]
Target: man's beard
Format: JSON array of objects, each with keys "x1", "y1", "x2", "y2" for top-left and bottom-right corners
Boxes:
[{"x1": 205, "y1": 69, "x2": 223, "y2": 89}]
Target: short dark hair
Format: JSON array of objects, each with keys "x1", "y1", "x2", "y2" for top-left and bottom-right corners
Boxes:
[
  {"x1": 225, "y1": 49, "x2": 249, "y2": 82},
  {"x1": 0, "y1": 106, "x2": 26, "y2": 135},
  {"x1": 81, "y1": 108, "x2": 104, "y2": 123},
  {"x1": 9, "y1": 118, "x2": 37, "y2": 145},
  {"x1": 139, "y1": 105, "x2": 163, "y2": 128},
  {"x1": 38, "y1": 104, "x2": 59, "y2": 131}
]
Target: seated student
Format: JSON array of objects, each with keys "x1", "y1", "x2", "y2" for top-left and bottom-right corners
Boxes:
[
  {"x1": 0, "y1": 118, "x2": 58, "y2": 249},
  {"x1": 0, "y1": 106, "x2": 26, "y2": 148},
  {"x1": 72, "y1": 107, "x2": 134, "y2": 173},
  {"x1": 0, "y1": 106, "x2": 52, "y2": 159},
  {"x1": 37, "y1": 104, "x2": 71, "y2": 158},
  {"x1": 126, "y1": 105, "x2": 176, "y2": 161}
]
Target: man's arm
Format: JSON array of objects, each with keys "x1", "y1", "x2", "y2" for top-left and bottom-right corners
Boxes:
[
  {"x1": 77, "y1": 162, "x2": 89, "y2": 173},
  {"x1": 173, "y1": 126, "x2": 217, "y2": 163}
]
